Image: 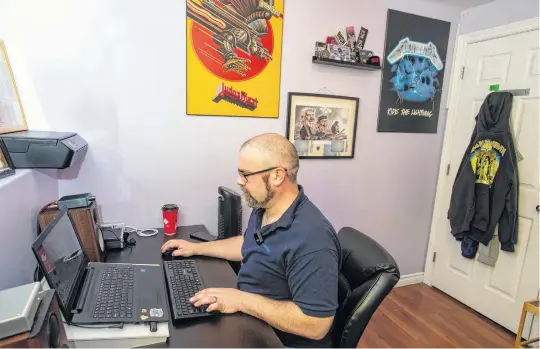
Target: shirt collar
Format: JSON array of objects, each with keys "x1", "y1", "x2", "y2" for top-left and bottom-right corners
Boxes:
[{"x1": 256, "y1": 185, "x2": 305, "y2": 235}]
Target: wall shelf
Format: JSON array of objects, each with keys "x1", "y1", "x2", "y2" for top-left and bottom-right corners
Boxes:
[{"x1": 312, "y1": 56, "x2": 382, "y2": 71}]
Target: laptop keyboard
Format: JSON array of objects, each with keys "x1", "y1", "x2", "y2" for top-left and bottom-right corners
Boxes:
[{"x1": 93, "y1": 266, "x2": 134, "y2": 319}]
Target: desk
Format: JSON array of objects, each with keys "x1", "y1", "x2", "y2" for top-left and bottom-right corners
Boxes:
[{"x1": 105, "y1": 225, "x2": 283, "y2": 348}]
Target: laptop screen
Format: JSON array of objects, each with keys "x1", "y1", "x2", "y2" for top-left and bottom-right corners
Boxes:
[{"x1": 34, "y1": 210, "x2": 86, "y2": 307}]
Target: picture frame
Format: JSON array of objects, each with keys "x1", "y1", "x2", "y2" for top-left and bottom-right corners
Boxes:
[
  {"x1": 286, "y1": 92, "x2": 359, "y2": 159},
  {"x1": 0, "y1": 40, "x2": 27, "y2": 135},
  {"x1": 0, "y1": 139, "x2": 15, "y2": 180}
]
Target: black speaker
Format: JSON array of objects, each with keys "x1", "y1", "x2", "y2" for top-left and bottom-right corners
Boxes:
[{"x1": 0, "y1": 290, "x2": 68, "y2": 348}]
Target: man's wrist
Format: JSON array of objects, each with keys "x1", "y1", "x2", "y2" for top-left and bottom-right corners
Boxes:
[
  {"x1": 238, "y1": 290, "x2": 256, "y2": 314},
  {"x1": 193, "y1": 241, "x2": 207, "y2": 255}
]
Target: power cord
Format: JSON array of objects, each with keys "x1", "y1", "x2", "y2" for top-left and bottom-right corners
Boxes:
[
  {"x1": 98, "y1": 223, "x2": 157, "y2": 250},
  {"x1": 99, "y1": 221, "x2": 158, "y2": 238},
  {"x1": 62, "y1": 320, "x2": 124, "y2": 329},
  {"x1": 125, "y1": 226, "x2": 158, "y2": 238}
]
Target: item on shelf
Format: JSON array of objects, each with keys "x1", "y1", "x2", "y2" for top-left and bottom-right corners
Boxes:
[
  {"x1": 335, "y1": 30, "x2": 347, "y2": 46},
  {"x1": 358, "y1": 50, "x2": 374, "y2": 63},
  {"x1": 346, "y1": 26, "x2": 357, "y2": 49},
  {"x1": 327, "y1": 44, "x2": 352, "y2": 62},
  {"x1": 346, "y1": 26, "x2": 358, "y2": 61},
  {"x1": 356, "y1": 27, "x2": 369, "y2": 50},
  {"x1": 368, "y1": 56, "x2": 381, "y2": 66},
  {"x1": 315, "y1": 42, "x2": 330, "y2": 59},
  {"x1": 313, "y1": 25, "x2": 377, "y2": 66},
  {"x1": 286, "y1": 92, "x2": 359, "y2": 159}
]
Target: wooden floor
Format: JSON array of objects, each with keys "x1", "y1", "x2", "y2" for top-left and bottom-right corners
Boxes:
[{"x1": 358, "y1": 283, "x2": 515, "y2": 348}]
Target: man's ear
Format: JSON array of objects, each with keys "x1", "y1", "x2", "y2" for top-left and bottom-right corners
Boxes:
[{"x1": 274, "y1": 168, "x2": 286, "y2": 185}]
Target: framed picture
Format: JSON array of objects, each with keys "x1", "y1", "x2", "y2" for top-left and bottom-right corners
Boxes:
[
  {"x1": 286, "y1": 93, "x2": 359, "y2": 159},
  {"x1": 377, "y1": 10, "x2": 451, "y2": 133},
  {"x1": 0, "y1": 40, "x2": 27, "y2": 134},
  {"x1": 0, "y1": 139, "x2": 15, "y2": 179},
  {"x1": 186, "y1": 0, "x2": 284, "y2": 118}
]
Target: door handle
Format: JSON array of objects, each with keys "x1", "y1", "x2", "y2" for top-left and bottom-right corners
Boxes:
[{"x1": 537, "y1": 205, "x2": 539, "y2": 212}]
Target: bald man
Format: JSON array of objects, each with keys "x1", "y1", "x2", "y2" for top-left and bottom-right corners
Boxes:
[{"x1": 161, "y1": 134, "x2": 341, "y2": 348}]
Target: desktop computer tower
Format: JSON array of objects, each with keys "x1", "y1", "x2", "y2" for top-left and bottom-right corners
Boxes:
[
  {"x1": 217, "y1": 187, "x2": 242, "y2": 274},
  {"x1": 38, "y1": 201, "x2": 104, "y2": 263}
]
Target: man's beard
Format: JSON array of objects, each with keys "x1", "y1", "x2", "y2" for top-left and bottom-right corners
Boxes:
[{"x1": 241, "y1": 175, "x2": 275, "y2": 209}]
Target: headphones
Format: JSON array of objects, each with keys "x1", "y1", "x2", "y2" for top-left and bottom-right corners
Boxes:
[{"x1": 254, "y1": 229, "x2": 265, "y2": 245}]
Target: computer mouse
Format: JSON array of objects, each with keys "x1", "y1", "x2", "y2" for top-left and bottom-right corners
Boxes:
[{"x1": 162, "y1": 248, "x2": 176, "y2": 259}]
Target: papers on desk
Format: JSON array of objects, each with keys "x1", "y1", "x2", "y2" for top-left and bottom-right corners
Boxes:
[{"x1": 65, "y1": 322, "x2": 169, "y2": 348}]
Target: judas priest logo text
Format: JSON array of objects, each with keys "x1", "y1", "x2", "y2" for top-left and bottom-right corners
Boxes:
[{"x1": 213, "y1": 83, "x2": 258, "y2": 111}]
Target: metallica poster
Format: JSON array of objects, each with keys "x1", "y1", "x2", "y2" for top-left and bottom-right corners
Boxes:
[
  {"x1": 186, "y1": 0, "x2": 284, "y2": 118},
  {"x1": 377, "y1": 10, "x2": 451, "y2": 133}
]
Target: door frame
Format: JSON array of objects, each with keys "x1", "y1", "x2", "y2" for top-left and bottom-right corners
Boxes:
[{"x1": 424, "y1": 17, "x2": 539, "y2": 286}]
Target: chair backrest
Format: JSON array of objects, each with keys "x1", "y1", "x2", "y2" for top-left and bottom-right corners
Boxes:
[{"x1": 332, "y1": 227, "x2": 400, "y2": 348}]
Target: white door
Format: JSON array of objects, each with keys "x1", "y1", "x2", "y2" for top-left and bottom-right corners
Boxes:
[{"x1": 429, "y1": 23, "x2": 539, "y2": 334}]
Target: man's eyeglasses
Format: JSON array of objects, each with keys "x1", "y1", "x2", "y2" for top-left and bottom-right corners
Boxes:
[{"x1": 238, "y1": 167, "x2": 287, "y2": 182}]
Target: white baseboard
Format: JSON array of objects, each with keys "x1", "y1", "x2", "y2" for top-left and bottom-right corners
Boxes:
[{"x1": 395, "y1": 272, "x2": 424, "y2": 287}]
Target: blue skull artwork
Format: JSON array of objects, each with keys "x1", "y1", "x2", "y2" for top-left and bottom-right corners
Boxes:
[{"x1": 390, "y1": 55, "x2": 440, "y2": 103}]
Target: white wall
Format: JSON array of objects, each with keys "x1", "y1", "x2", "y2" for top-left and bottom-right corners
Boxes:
[
  {"x1": 0, "y1": 170, "x2": 59, "y2": 290},
  {"x1": 0, "y1": 0, "x2": 463, "y2": 275},
  {"x1": 461, "y1": 0, "x2": 539, "y2": 34}
]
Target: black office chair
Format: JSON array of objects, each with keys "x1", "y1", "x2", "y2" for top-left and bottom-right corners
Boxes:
[{"x1": 331, "y1": 227, "x2": 400, "y2": 348}]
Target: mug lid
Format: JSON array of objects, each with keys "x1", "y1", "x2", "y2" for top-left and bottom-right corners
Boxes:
[{"x1": 162, "y1": 204, "x2": 179, "y2": 211}]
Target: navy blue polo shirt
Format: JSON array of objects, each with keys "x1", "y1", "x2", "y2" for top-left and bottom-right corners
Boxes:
[{"x1": 237, "y1": 186, "x2": 341, "y2": 348}]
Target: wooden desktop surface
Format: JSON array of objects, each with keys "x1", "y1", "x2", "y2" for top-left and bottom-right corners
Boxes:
[{"x1": 105, "y1": 225, "x2": 283, "y2": 348}]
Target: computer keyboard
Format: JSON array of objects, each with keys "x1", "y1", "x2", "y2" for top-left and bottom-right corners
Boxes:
[
  {"x1": 93, "y1": 266, "x2": 134, "y2": 319},
  {"x1": 163, "y1": 260, "x2": 213, "y2": 323}
]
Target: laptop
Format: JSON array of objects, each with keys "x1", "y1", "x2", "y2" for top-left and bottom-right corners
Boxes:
[{"x1": 32, "y1": 207, "x2": 169, "y2": 325}]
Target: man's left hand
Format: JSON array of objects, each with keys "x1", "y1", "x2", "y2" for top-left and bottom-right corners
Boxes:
[{"x1": 190, "y1": 288, "x2": 247, "y2": 314}]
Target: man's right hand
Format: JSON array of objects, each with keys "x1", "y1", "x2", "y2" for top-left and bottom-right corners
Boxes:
[
  {"x1": 161, "y1": 239, "x2": 199, "y2": 257},
  {"x1": 161, "y1": 235, "x2": 244, "y2": 262}
]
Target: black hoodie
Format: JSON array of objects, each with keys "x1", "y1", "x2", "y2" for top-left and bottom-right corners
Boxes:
[{"x1": 448, "y1": 92, "x2": 518, "y2": 252}]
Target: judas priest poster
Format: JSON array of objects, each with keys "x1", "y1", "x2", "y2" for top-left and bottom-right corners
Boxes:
[
  {"x1": 377, "y1": 10, "x2": 450, "y2": 133},
  {"x1": 186, "y1": 0, "x2": 284, "y2": 118}
]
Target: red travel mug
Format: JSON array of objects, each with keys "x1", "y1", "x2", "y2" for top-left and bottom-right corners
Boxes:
[{"x1": 162, "y1": 204, "x2": 179, "y2": 235}]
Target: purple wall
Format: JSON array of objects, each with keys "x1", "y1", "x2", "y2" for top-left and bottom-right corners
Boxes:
[
  {"x1": 461, "y1": 0, "x2": 539, "y2": 34},
  {"x1": 0, "y1": 0, "x2": 464, "y2": 275},
  {"x1": 0, "y1": 170, "x2": 59, "y2": 290}
]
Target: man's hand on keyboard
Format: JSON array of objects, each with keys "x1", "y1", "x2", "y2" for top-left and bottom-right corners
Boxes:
[
  {"x1": 190, "y1": 288, "x2": 245, "y2": 314},
  {"x1": 161, "y1": 239, "x2": 199, "y2": 257}
]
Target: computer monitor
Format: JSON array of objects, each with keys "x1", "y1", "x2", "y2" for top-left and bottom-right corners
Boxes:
[
  {"x1": 217, "y1": 186, "x2": 242, "y2": 240},
  {"x1": 218, "y1": 187, "x2": 243, "y2": 274}
]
